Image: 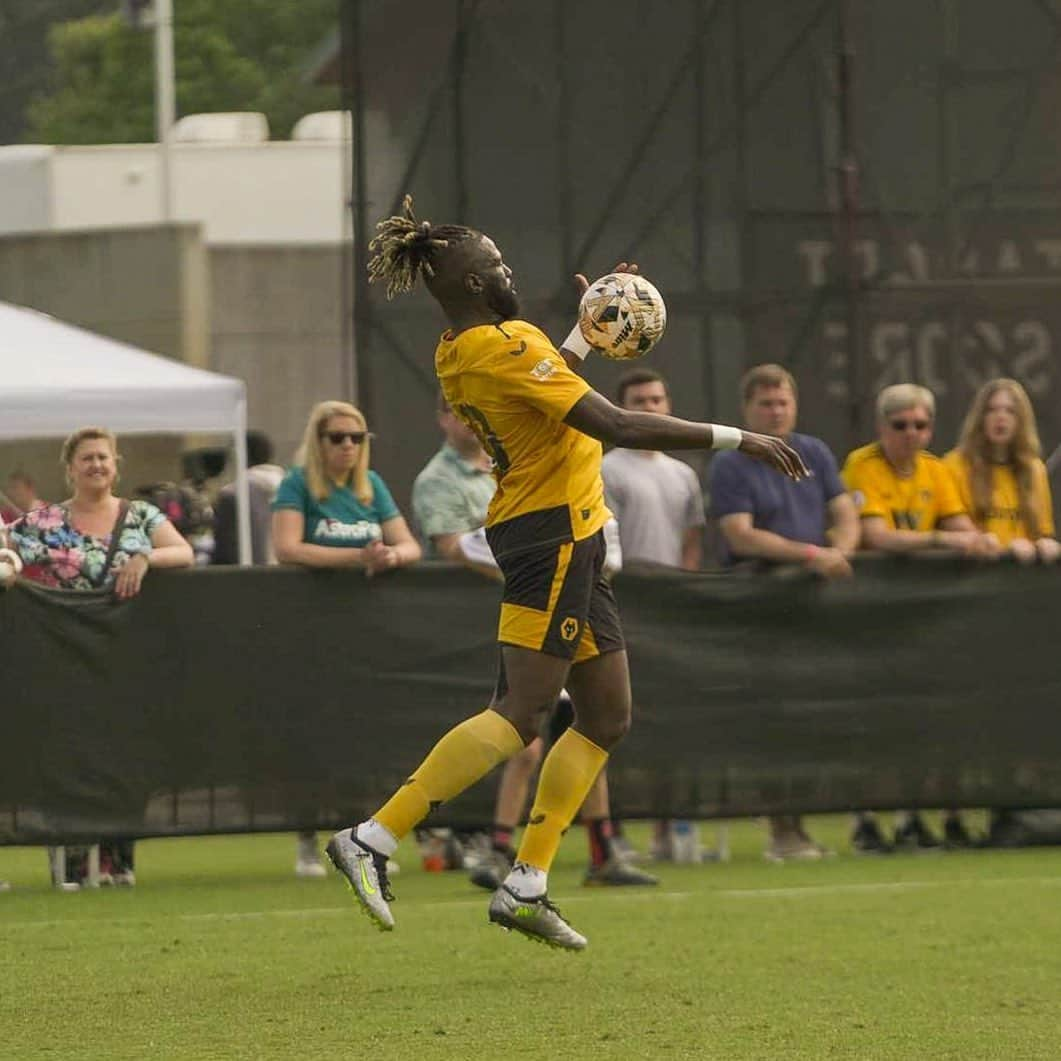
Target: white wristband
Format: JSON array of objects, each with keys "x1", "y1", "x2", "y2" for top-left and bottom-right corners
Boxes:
[
  {"x1": 560, "y1": 323, "x2": 593, "y2": 361},
  {"x1": 710, "y1": 424, "x2": 743, "y2": 450}
]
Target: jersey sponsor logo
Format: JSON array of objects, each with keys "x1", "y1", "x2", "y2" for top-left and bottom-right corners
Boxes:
[
  {"x1": 892, "y1": 510, "x2": 920, "y2": 530},
  {"x1": 529, "y1": 813, "x2": 546, "y2": 825},
  {"x1": 531, "y1": 358, "x2": 556, "y2": 380},
  {"x1": 314, "y1": 518, "x2": 381, "y2": 543},
  {"x1": 560, "y1": 617, "x2": 580, "y2": 642},
  {"x1": 508, "y1": 341, "x2": 528, "y2": 356}
]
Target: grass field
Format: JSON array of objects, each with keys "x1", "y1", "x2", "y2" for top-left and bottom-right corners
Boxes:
[{"x1": 2, "y1": 816, "x2": 1060, "y2": 1060}]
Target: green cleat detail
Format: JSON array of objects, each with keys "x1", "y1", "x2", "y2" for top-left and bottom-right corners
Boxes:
[
  {"x1": 488, "y1": 886, "x2": 587, "y2": 951},
  {"x1": 325, "y1": 829, "x2": 395, "y2": 931}
]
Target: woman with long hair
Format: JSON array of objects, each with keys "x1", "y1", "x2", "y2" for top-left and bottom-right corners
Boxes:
[
  {"x1": 271, "y1": 400, "x2": 420, "y2": 878},
  {"x1": 272, "y1": 400, "x2": 421, "y2": 575},
  {"x1": 944, "y1": 378, "x2": 1060, "y2": 564},
  {"x1": 0, "y1": 427, "x2": 194, "y2": 888}
]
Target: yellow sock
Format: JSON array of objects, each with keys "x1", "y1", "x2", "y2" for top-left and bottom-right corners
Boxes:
[
  {"x1": 516, "y1": 729, "x2": 608, "y2": 872},
  {"x1": 373, "y1": 709, "x2": 523, "y2": 840}
]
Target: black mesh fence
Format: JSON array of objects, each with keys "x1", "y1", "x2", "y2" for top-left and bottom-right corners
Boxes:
[
  {"x1": 340, "y1": 0, "x2": 1061, "y2": 514},
  {"x1": 3, "y1": 559, "x2": 1060, "y2": 844}
]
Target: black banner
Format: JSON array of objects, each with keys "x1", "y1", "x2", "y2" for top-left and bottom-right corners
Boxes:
[{"x1": 3, "y1": 559, "x2": 1060, "y2": 843}]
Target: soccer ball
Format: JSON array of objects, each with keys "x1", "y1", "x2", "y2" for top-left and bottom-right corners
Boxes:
[{"x1": 577, "y1": 272, "x2": 667, "y2": 360}]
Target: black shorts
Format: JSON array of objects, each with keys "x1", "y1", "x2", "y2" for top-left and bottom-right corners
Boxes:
[{"x1": 486, "y1": 521, "x2": 625, "y2": 663}]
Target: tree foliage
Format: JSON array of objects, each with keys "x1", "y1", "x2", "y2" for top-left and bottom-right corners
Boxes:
[
  {"x1": 24, "y1": 0, "x2": 338, "y2": 145},
  {"x1": 0, "y1": 0, "x2": 108, "y2": 144}
]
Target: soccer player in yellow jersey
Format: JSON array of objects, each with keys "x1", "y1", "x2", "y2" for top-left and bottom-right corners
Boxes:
[
  {"x1": 325, "y1": 197, "x2": 806, "y2": 950},
  {"x1": 944, "y1": 378, "x2": 1060, "y2": 563},
  {"x1": 842, "y1": 382, "x2": 998, "y2": 854}
]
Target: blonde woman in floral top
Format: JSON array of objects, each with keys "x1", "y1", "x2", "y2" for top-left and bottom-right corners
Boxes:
[
  {"x1": 0, "y1": 427, "x2": 193, "y2": 890},
  {"x1": 1, "y1": 427, "x2": 193, "y2": 597}
]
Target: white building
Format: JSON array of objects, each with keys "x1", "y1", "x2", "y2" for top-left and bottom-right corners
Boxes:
[{"x1": 0, "y1": 111, "x2": 396, "y2": 245}]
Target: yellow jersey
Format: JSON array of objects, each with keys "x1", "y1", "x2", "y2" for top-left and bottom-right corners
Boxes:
[
  {"x1": 434, "y1": 320, "x2": 610, "y2": 549},
  {"x1": 841, "y1": 442, "x2": 965, "y2": 531},
  {"x1": 942, "y1": 450, "x2": 1055, "y2": 545}
]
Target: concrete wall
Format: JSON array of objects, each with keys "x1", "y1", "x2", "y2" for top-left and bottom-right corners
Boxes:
[
  {"x1": 209, "y1": 244, "x2": 351, "y2": 467},
  {"x1": 0, "y1": 226, "x2": 210, "y2": 501}
]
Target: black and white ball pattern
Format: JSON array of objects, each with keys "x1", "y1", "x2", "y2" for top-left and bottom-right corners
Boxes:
[{"x1": 577, "y1": 272, "x2": 667, "y2": 360}]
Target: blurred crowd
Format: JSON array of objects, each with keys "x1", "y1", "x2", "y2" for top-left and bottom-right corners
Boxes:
[{"x1": 2, "y1": 364, "x2": 1057, "y2": 892}]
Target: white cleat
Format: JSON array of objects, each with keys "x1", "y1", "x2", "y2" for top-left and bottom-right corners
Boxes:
[
  {"x1": 488, "y1": 885, "x2": 587, "y2": 951},
  {"x1": 325, "y1": 829, "x2": 395, "y2": 931}
]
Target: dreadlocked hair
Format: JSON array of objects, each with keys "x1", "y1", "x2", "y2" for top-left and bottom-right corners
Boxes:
[{"x1": 367, "y1": 195, "x2": 477, "y2": 299}]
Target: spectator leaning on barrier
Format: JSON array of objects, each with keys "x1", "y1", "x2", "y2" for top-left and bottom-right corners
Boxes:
[
  {"x1": 272, "y1": 401, "x2": 421, "y2": 876},
  {"x1": 413, "y1": 393, "x2": 656, "y2": 889},
  {"x1": 943, "y1": 378, "x2": 1060, "y2": 565},
  {"x1": 945, "y1": 379, "x2": 1061, "y2": 846},
  {"x1": 602, "y1": 368, "x2": 709, "y2": 864},
  {"x1": 412, "y1": 390, "x2": 497, "y2": 561},
  {"x1": 0, "y1": 427, "x2": 195, "y2": 888},
  {"x1": 272, "y1": 400, "x2": 421, "y2": 576},
  {"x1": 842, "y1": 383, "x2": 997, "y2": 854},
  {"x1": 711, "y1": 362, "x2": 858, "y2": 862}
]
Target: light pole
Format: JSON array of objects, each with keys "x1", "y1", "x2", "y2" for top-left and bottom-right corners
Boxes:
[
  {"x1": 154, "y1": 0, "x2": 176, "y2": 221},
  {"x1": 122, "y1": 0, "x2": 175, "y2": 221}
]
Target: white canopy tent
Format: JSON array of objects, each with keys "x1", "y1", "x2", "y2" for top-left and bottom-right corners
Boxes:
[{"x1": 0, "y1": 300, "x2": 251, "y2": 563}]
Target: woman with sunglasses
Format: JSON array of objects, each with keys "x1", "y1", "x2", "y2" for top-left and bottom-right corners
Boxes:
[
  {"x1": 272, "y1": 400, "x2": 421, "y2": 576},
  {"x1": 943, "y1": 378, "x2": 1060, "y2": 565},
  {"x1": 271, "y1": 400, "x2": 420, "y2": 877},
  {"x1": 841, "y1": 384, "x2": 996, "y2": 856}
]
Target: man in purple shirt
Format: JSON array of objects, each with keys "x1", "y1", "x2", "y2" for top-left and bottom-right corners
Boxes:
[{"x1": 710, "y1": 363, "x2": 859, "y2": 861}]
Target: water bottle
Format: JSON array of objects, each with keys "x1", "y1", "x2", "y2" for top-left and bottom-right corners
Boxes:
[
  {"x1": 670, "y1": 820, "x2": 701, "y2": 864},
  {"x1": 419, "y1": 829, "x2": 447, "y2": 872}
]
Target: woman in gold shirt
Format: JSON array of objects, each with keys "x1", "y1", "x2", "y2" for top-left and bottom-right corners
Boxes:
[{"x1": 944, "y1": 379, "x2": 1060, "y2": 564}]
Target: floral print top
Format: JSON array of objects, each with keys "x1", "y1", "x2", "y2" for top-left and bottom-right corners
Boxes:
[{"x1": 5, "y1": 501, "x2": 166, "y2": 591}]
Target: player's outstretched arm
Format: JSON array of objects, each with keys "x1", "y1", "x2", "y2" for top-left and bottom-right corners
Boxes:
[{"x1": 565, "y1": 390, "x2": 808, "y2": 481}]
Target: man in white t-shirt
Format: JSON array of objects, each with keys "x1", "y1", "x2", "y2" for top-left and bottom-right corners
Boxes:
[
  {"x1": 602, "y1": 369, "x2": 708, "y2": 862},
  {"x1": 602, "y1": 370, "x2": 706, "y2": 570}
]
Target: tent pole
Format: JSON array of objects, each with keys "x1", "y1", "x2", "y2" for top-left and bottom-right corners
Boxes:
[{"x1": 233, "y1": 398, "x2": 252, "y2": 566}]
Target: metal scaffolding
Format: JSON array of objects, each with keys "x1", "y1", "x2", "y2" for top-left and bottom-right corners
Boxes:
[{"x1": 339, "y1": 0, "x2": 1061, "y2": 503}]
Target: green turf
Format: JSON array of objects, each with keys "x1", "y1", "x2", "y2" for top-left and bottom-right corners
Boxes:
[{"x1": 2, "y1": 816, "x2": 1060, "y2": 1060}]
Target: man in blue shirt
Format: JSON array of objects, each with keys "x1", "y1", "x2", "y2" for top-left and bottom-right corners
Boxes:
[{"x1": 710, "y1": 363, "x2": 859, "y2": 861}]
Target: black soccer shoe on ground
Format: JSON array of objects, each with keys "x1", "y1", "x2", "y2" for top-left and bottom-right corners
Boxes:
[
  {"x1": 893, "y1": 814, "x2": 942, "y2": 853},
  {"x1": 851, "y1": 818, "x2": 893, "y2": 855}
]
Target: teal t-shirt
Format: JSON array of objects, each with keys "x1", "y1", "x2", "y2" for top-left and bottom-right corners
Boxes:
[{"x1": 272, "y1": 466, "x2": 400, "y2": 547}]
